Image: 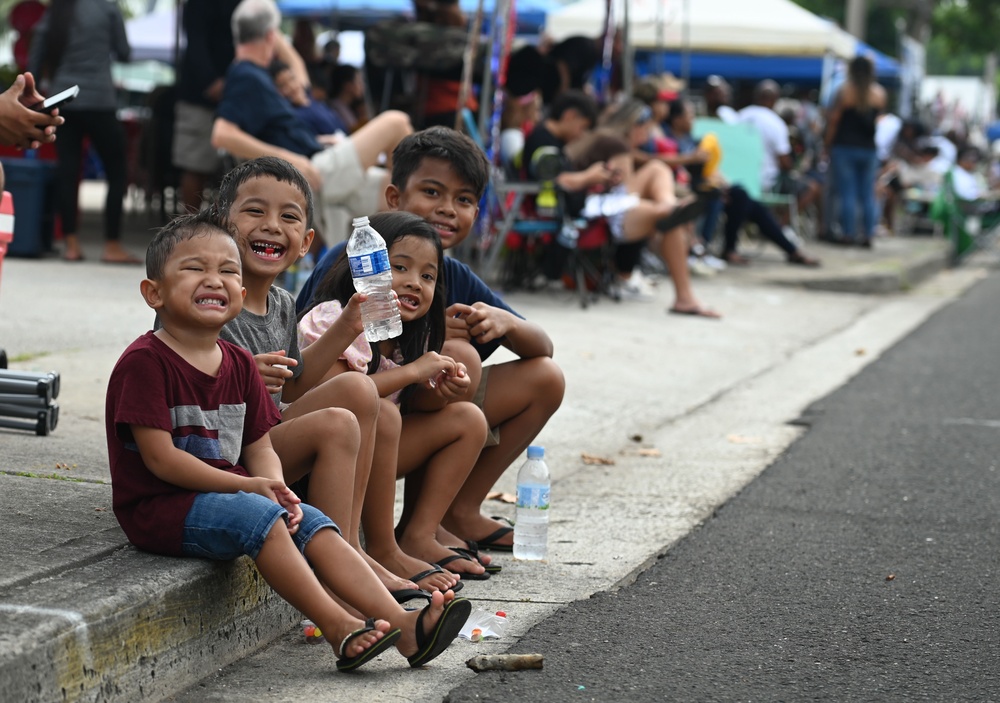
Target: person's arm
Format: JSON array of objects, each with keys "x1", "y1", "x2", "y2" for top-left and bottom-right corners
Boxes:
[
  {"x1": 241, "y1": 432, "x2": 302, "y2": 529},
  {"x1": 284, "y1": 293, "x2": 367, "y2": 401},
  {"x1": 449, "y1": 302, "x2": 554, "y2": 358},
  {"x1": 212, "y1": 117, "x2": 321, "y2": 190},
  {"x1": 132, "y1": 424, "x2": 272, "y2": 494},
  {"x1": 0, "y1": 73, "x2": 62, "y2": 149},
  {"x1": 109, "y1": 4, "x2": 131, "y2": 62},
  {"x1": 273, "y1": 32, "x2": 312, "y2": 91},
  {"x1": 823, "y1": 90, "x2": 845, "y2": 150},
  {"x1": 555, "y1": 161, "x2": 613, "y2": 192},
  {"x1": 369, "y1": 352, "x2": 466, "y2": 400}
]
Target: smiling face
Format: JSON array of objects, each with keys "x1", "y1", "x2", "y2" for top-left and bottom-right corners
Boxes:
[
  {"x1": 144, "y1": 230, "x2": 245, "y2": 331},
  {"x1": 386, "y1": 157, "x2": 479, "y2": 249},
  {"x1": 227, "y1": 176, "x2": 313, "y2": 283},
  {"x1": 389, "y1": 235, "x2": 440, "y2": 322}
]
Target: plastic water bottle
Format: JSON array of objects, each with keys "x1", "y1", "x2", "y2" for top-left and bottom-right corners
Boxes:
[
  {"x1": 347, "y1": 216, "x2": 402, "y2": 342},
  {"x1": 513, "y1": 445, "x2": 550, "y2": 561}
]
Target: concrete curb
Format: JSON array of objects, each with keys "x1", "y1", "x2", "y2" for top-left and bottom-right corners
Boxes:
[{"x1": 1, "y1": 517, "x2": 296, "y2": 703}]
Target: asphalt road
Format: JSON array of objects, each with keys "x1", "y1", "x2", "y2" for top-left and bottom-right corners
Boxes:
[{"x1": 444, "y1": 273, "x2": 1000, "y2": 702}]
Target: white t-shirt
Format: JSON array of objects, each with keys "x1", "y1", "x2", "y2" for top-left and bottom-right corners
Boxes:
[
  {"x1": 875, "y1": 113, "x2": 902, "y2": 163},
  {"x1": 738, "y1": 105, "x2": 791, "y2": 191},
  {"x1": 716, "y1": 105, "x2": 739, "y2": 125}
]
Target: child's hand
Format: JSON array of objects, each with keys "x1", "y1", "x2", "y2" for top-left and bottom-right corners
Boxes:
[
  {"x1": 272, "y1": 484, "x2": 303, "y2": 534},
  {"x1": 461, "y1": 303, "x2": 516, "y2": 345},
  {"x1": 434, "y1": 361, "x2": 472, "y2": 400},
  {"x1": 340, "y1": 292, "x2": 368, "y2": 336},
  {"x1": 254, "y1": 351, "x2": 296, "y2": 394},
  {"x1": 246, "y1": 477, "x2": 303, "y2": 534},
  {"x1": 412, "y1": 351, "x2": 460, "y2": 388},
  {"x1": 445, "y1": 303, "x2": 475, "y2": 342}
]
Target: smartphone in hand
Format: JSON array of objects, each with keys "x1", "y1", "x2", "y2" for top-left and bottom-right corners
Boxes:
[{"x1": 29, "y1": 85, "x2": 80, "y2": 113}]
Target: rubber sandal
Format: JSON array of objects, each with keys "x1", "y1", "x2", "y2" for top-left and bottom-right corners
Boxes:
[
  {"x1": 668, "y1": 306, "x2": 721, "y2": 319},
  {"x1": 408, "y1": 564, "x2": 464, "y2": 594},
  {"x1": 475, "y1": 525, "x2": 514, "y2": 552},
  {"x1": 435, "y1": 554, "x2": 490, "y2": 580},
  {"x1": 407, "y1": 597, "x2": 472, "y2": 668},
  {"x1": 449, "y1": 546, "x2": 501, "y2": 574},
  {"x1": 336, "y1": 618, "x2": 401, "y2": 672},
  {"x1": 390, "y1": 588, "x2": 433, "y2": 605},
  {"x1": 655, "y1": 194, "x2": 711, "y2": 233}
]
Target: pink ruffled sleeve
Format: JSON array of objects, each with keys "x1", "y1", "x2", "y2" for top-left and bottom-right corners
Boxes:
[{"x1": 297, "y1": 300, "x2": 372, "y2": 374}]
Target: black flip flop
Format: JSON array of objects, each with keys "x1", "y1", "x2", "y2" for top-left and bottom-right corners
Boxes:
[
  {"x1": 336, "y1": 619, "x2": 401, "y2": 672},
  {"x1": 449, "y1": 546, "x2": 502, "y2": 574},
  {"x1": 390, "y1": 588, "x2": 433, "y2": 605},
  {"x1": 475, "y1": 525, "x2": 514, "y2": 552},
  {"x1": 436, "y1": 554, "x2": 491, "y2": 580},
  {"x1": 407, "y1": 564, "x2": 465, "y2": 594},
  {"x1": 407, "y1": 597, "x2": 472, "y2": 668}
]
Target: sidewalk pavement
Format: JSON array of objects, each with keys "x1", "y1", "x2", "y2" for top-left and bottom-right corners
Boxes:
[{"x1": 0, "y1": 185, "x2": 988, "y2": 702}]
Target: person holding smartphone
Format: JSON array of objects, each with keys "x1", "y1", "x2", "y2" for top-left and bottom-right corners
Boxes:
[{"x1": 28, "y1": 0, "x2": 134, "y2": 264}]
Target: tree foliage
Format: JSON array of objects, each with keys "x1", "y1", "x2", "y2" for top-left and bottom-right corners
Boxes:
[{"x1": 932, "y1": 0, "x2": 1000, "y2": 56}]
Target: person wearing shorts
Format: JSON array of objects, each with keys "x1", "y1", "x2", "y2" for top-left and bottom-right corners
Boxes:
[
  {"x1": 172, "y1": 0, "x2": 241, "y2": 212},
  {"x1": 211, "y1": 0, "x2": 411, "y2": 243}
]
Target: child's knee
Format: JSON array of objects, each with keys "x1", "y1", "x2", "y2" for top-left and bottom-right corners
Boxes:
[
  {"x1": 312, "y1": 406, "x2": 362, "y2": 448},
  {"x1": 450, "y1": 401, "x2": 489, "y2": 442},
  {"x1": 330, "y1": 372, "x2": 380, "y2": 417},
  {"x1": 377, "y1": 398, "x2": 402, "y2": 437},
  {"x1": 533, "y1": 357, "x2": 565, "y2": 409}
]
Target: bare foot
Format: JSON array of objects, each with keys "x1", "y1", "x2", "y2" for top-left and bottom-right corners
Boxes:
[
  {"x1": 101, "y1": 242, "x2": 143, "y2": 265},
  {"x1": 436, "y1": 525, "x2": 492, "y2": 566},
  {"x1": 445, "y1": 514, "x2": 514, "y2": 550},
  {"x1": 323, "y1": 615, "x2": 392, "y2": 660},
  {"x1": 359, "y1": 550, "x2": 422, "y2": 593},
  {"x1": 368, "y1": 544, "x2": 459, "y2": 592},
  {"x1": 397, "y1": 528, "x2": 487, "y2": 578},
  {"x1": 393, "y1": 589, "x2": 457, "y2": 659}
]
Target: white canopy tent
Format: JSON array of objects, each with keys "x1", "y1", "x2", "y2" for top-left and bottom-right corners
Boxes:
[{"x1": 544, "y1": 0, "x2": 856, "y2": 58}]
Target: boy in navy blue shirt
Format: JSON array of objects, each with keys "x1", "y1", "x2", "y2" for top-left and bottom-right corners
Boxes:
[{"x1": 298, "y1": 127, "x2": 564, "y2": 553}]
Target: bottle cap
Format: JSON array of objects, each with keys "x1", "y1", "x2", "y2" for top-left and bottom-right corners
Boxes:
[
  {"x1": 352, "y1": 215, "x2": 369, "y2": 228},
  {"x1": 526, "y1": 445, "x2": 544, "y2": 459}
]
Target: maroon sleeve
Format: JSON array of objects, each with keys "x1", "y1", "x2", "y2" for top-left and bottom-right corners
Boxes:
[{"x1": 110, "y1": 346, "x2": 174, "y2": 445}]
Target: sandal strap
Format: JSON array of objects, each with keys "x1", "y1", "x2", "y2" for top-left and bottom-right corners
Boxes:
[{"x1": 338, "y1": 617, "x2": 376, "y2": 659}]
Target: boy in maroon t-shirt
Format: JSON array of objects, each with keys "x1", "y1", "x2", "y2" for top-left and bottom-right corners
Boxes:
[{"x1": 106, "y1": 210, "x2": 468, "y2": 671}]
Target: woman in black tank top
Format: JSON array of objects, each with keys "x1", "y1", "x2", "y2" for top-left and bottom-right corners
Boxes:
[{"x1": 824, "y1": 56, "x2": 886, "y2": 247}]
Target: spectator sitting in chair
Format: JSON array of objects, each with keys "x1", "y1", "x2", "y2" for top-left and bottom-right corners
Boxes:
[
  {"x1": 526, "y1": 91, "x2": 720, "y2": 318},
  {"x1": 212, "y1": 0, "x2": 412, "y2": 243},
  {"x1": 657, "y1": 97, "x2": 820, "y2": 268},
  {"x1": 269, "y1": 58, "x2": 349, "y2": 138}
]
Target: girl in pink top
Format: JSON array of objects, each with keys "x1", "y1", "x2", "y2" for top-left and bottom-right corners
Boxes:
[{"x1": 299, "y1": 211, "x2": 490, "y2": 580}]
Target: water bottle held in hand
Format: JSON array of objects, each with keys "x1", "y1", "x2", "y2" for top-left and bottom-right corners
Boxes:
[
  {"x1": 514, "y1": 445, "x2": 550, "y2": 561},
  {"x1": 347, "y1": 216, "x2": 402, "y2": 342}
]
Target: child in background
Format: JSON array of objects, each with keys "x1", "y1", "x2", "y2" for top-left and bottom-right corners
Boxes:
[
  {"x1": 297, "y1": 127, "x2": 565, "y2": 556},
  {"x1": 215, "y1": 157, "x2": 459, "y2": 596},
  {"x1": 106, "y1": 211, "x2": 469, "y2": 671},
  {"x1": 299, "y1": 211, "x2": 490, "y2": 579}
]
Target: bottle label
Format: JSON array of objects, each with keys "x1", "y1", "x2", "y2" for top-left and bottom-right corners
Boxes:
[
  {"x1": 348, "y1": 249, "x2": 390, "y2": 278},
  {"x1": 516, "y1": 484, "x2": 550, "y2": 510}
]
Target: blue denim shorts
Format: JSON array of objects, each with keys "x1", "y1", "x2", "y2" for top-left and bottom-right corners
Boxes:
[{"x1": 181, "y1": 491, "x2": 340, "y2": 560}]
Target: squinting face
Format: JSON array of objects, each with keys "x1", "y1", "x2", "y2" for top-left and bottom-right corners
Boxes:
[
  {"x1": 228, "y1": 176, "x2": 312, "y2": 281},
  {"x1": 389, "y1": 235, "x2": 439, "y2": 322},
  {"x1": 390, "y1": 158, "x2": 479, "y2": 249},
  {"x1": 152, "y1": 231, "x2": 244, "y2": 328}
]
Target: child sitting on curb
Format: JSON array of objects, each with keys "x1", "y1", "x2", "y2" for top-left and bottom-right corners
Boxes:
[
  {"x1": 213, "y1": 157, "x2": 459, "y2": 597},
  {"x1": 106, "y1": 210, "x2": 469, "y2": 671},
  {"x1": 297, "y1": 127, "x2": 565, "y2": 555},
  {"x1": 299, "y1": 211, "x2": 490, "y2": 579}
]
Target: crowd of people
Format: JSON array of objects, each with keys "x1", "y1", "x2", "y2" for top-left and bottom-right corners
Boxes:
[{"x1": 5, "y1": 0, "x2": 1000, "y2": 677}]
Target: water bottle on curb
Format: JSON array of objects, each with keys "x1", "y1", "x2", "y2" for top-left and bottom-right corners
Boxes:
[
  {"x1": 347, "y1": 216, "x2": 402, "y2": 342},
  {"x1": 513, "y1": 445, "x2": 550, "y2": 561}
]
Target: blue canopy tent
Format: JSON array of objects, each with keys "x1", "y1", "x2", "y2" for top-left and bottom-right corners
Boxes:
[
  {"x1": 634, "y1": 42, "x2": 900, "y2": 85},
  {"x1": 277, "y1": 0, "x2": 556, "y2": 34}
]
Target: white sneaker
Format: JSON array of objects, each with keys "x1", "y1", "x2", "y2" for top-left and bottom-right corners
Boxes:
[
  {"x1": 782, "y1": 225, "x2": 802, "y2": 248},
  {"x1": 687, "y1": 255, "x2": 717, "y2": 278},
  {"x1": 701, "y1": 254, "x2": 728, "y2": 271},
  {"x1": 616, "y1": 271, "x2": 657, "y2": 301}
]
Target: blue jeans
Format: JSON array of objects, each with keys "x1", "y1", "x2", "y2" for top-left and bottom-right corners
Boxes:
[
  {"x1": 181, "y1": 491, "x2": 339, "y2": 560},
  {"x1": 831, "y1": 145, "x2": 877, "y2": 240}
]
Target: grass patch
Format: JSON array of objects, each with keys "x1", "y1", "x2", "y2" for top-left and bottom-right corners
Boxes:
[
  {"x1": 9, "y1": 350, "x2": 52, "y2": 363},
  {"x1": 1, "y1": 470, "x2": 107, "y2": 485}
]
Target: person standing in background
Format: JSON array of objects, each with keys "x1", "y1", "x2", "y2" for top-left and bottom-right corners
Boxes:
[
  {"x1": 172, "y1": 0, "x2": 241, "y2": 213},
  {"x1": 29, "y1": 0, "x2": 133, "y2": 263},
  {"x1": 824, "y1": 55, "x2": 886, "y2": 247}
]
